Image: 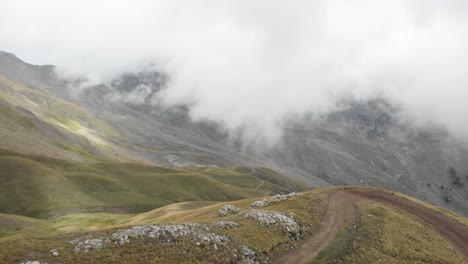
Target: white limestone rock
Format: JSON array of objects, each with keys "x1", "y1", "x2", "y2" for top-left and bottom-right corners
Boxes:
[{"x1": 218, "y1": 204, "x2": 241, "y2": 216}]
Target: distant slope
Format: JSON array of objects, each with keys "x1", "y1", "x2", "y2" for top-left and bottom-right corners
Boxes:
[
  {"x1": 0, "y1": 148, "x2": 308, "y2": 218},
  {"x1": 0, "y1": 187, "x2": 466, "y2": 263},
  {"x1": 271, "y1": 101, "x2": 468, "y2": 216},
  {"x1": 0, "y1": 73, "x2": 135, "y2": 162}
]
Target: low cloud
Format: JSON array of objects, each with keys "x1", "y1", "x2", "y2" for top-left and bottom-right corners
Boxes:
[{"x1": 1, "y1": 0, "x2": 468, "y2": 142}]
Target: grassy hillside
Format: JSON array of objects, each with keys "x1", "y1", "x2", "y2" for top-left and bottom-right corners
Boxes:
[
  {"x1": 0, "y1": 189, "x2": 326, "y2": 263},
  {"x1": 312, "y1": 198, "x2": 467, "y2": 264},
  {"x1": 0, "y1": 74, "x2": 135, "y2": 162},
  {"x1": 332, "y1": 201, "x2": 466, "y2": 263},
  {"x1": 0, "y1": 148, "x2": 309, "y2": 218},
  {"x1": 0, "y1": 187, "x2": 465, "y2": 263}
]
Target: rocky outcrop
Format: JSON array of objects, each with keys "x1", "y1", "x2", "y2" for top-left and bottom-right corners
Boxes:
[
  {"x1": 250, "y1": 193, "x2": 302, "y2": 208},
  {"x1": 70, "y1": 237, "x2": 109, "y2": 253},
  {"x1": 250, "y1": 199, "x2": 271, "y2": 208},
  {"x1": 217, "y1": 204, "x2": 241, "y2": 216},
  {"x1": 240, "y1": 210, "x2": 301, "y2": 238},
  {"x1": 70, "y1": 222, "x2": 267, "y2": 263},
  {"x1": 217, "y1": 196, "x2": 304, "y2": 239},
  {"x1": 212, "y1": 221, "x2": 239, "y2": 229},
  {"x1": 111, "y1": 223, "x2": 230, "y2": 247},
  {"x1": 71, "y1": 223, "x2": 231, "y2": 253}
]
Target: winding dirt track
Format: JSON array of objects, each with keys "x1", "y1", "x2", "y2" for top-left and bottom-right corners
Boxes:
[{"x1": 272, "y1": 188, "x2": 468, "y2": 264}]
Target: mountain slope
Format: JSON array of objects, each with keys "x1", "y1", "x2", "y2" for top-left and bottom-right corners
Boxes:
[
  {"x1": 0, "y1": 72, "x2": 129, "y2": 162},
  {"x1": 0, "y1": 148, "x2": 307, "y2": 218},
  {"x1": 0, "y1": 187, "x2": 466, "y2": 263},
  {"x1": 271, "y1": 101, "x2": 468, "y2": 215},
  {"x1": 57, "y1": 62, "x2": 468, "y2": 215},
  {"x1": 1, "y1": 51, "x2": 468, "y2": 216}
]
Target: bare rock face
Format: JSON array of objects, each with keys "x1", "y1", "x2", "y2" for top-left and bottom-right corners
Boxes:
[{"x1": 218, "y1": 204, "x2": 241, "y2": 216}]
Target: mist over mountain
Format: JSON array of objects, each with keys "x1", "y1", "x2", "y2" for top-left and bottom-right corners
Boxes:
[
  {"x1": 2, "y1": 2, "x2": 468, "y2": 262},
  {"x1": 2, "y1": 0, "x2": 468, "y2": 144},
  {"x1": 1, "y1": 50, "x2": 468, "y2": 217}
]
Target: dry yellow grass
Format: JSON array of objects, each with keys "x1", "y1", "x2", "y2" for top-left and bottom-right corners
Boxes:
[
  {"x1": 1, "y1": 187, "x2": 467, "y2": 263},
  {"x1": 334, "y1": 200, "x2": 466, "y2": 263}
]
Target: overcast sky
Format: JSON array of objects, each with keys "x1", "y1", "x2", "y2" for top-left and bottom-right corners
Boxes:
[{"x1": 1, "y1": 0, "x2": 468, "y2": 142}]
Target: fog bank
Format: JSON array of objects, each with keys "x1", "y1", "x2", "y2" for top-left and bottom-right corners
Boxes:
[{"x1": 1, "y1": 0, "x2": 468, "y2": 142}]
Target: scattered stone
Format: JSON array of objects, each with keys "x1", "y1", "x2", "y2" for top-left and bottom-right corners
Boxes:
[
  {"x1": 272, "y1": 192, "x2": 301, "y2": 202},
  {"x1": 71, "y1": 223, "x2": 231, "y2": 253},
  {"x1": 231, "y1": 245, "x2": 262, "y2": 264},
  {"x1": 241, "y1": 245, "x2": 257, "y2": 264},
  {"x1": 218, "y1": 204, "x2": 241, "y2": 216},
  {"x1": 212, "y1": 221, "x2": 239, "y2": 229},
  {"x1": 250, "y1": 192, "x2": 302, "y2": 208},
  {"x1": 250, "y1": 199, "x2": 271, "y2": 208},
  {"x1": 70, "y1": 237, "x2": 109, "y2": 253},
  {"x1": 68, "y1": 207, "x2": 298, "y2": 263},
  {"x1": 240, "y1": 210, "x2": 301, "y2": 238},
  {"x1": 50, "y1": 249, "x2": 59, "y2": 257}
]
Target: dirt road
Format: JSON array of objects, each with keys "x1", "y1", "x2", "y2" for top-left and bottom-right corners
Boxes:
[{"x1": 272, "y1": 188, "x2": 468, "y2": 264}]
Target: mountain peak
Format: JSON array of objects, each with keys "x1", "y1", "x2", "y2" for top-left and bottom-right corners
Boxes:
[
  {"x1": 0, "y1": 50, "x2": 22, "y2": 63},
  {"x1": 0, "y1": 50, "x2": 57, "y2": 86}
]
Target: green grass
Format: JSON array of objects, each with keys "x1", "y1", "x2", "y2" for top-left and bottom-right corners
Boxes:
[
  {"x1": 312, "y1": 222, "x2": 359, "y2": 264},
  {"x1": 0, "y1": 102, "x2": 36, "y2": 131},
  {"x1": 0, "y1": 148, "x2": 309, "y2": 219},
  {"x1": 189, "y1": 166, "x2": 309, "y2": 195},
  {"x1": 333, "y1": 200, "x2": 466, "y2": 264},
  {"x1": 0, "y1": 74, "x2": 126, "y2": 162},
  {"x1": 51, "y1": 141, "x2": 103, "y2": 160},
  {"x1": 0, "y1": 189, "x2": 326, "y2": 264},
  {"x1": 0, "y1": 188, "x2": 466, "y2": 263}
]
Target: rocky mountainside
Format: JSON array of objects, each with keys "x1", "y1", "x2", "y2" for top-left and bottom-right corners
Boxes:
[
  {"x1": 1, "y1": 51, "x2": 468, "y2": 216},
  {"x1": 272, "y1": 101, "x2": 468, "y2": 215}
]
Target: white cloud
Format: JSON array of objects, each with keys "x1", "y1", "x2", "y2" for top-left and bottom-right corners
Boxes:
[{"x1": 1, "y1": 0, "x2": 468, "y2": 141}]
